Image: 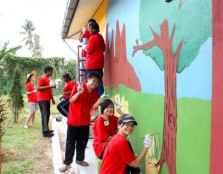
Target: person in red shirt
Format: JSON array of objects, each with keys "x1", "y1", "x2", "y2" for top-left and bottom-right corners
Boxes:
[
  {"x1": 100, "y1": 114, "x2": 153, "y2": 174},
  {"x1": 37, "y1": 66, "x2": 56, "y2": 138},
  {"x1": 24, "y1": 70, "x2": 38, "y2": 128},
  {"x1": 84, "y1": 22, "x2": 105, "y2": 97},
  {"x1": 79, "y1": 18, "x2": 96, "y2": 59},
  {"x1": 93, "y1": 99, "x2": 125, "y2": 159},
  {"x1": 59, "y1": 71, "x2": 106, "y2": 173},
  {"x1": 57, "y1": 73, "x2": 75, "y2": 118}
]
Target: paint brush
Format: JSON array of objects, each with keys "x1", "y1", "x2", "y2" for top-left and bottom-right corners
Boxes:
[{"x1": 141, "y1": 132, "x2": 159, "y2": 139}]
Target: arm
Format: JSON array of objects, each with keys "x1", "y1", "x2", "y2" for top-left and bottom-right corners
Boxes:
[
  {"x1": 79, "y1": 30, "x2": 85, "y2": 42},
  {"x1": 128, "y1": 134, "x2": 152, "y2": 167},
  {"x1": 128, "y1": 147, "x2": 149, "y2": 168},
  {"x1": 51, "y1": 96, "x2": 55, "y2": 105},
  {"x1": 92, "y1": 98, "x2": 103, "y2": 110},
  {"x1": 26, "y1": 90, "x2": 36, "y2": 95},
  {"x1": 37, "y1": 85, "x2": 54, "y2": 90},
  {"x1": 69, "y1": 91, "x2": 81, "y2": 103},
  {"x1": 69, "y1": 84, "x2": 83, "y2": 103}
]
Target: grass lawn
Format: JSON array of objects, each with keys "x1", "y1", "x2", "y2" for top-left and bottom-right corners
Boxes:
[{"x1": 1, "y1": 95, "x2": 60, "y2": 174}]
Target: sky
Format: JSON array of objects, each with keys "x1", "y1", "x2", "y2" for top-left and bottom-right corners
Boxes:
[{"x1": 0, "y1": 0, "x2": 78, "y2": 59}]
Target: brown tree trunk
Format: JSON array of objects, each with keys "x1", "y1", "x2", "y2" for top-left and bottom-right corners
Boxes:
[{"x1": 158, "y1": 54, "x2": 177, "y2": 174}]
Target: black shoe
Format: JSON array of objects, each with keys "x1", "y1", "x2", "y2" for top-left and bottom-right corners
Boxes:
[{"x1": 43, "y1": 132, "x2": 54, "y2": 138}]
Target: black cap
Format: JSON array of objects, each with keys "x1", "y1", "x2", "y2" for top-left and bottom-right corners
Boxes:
[{"x1": 118, "y1": 114, "x2": 137, "y2": 126}]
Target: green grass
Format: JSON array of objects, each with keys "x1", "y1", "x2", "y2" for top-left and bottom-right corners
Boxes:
[{"x1": 1, "y1": 94, "x2": 60, "y2": 174}]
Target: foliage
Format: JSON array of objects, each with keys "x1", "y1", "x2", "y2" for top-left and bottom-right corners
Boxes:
[
  {"x1": 32, "y1": 35, "x2": 43, "y2": 57},
  {"x1": 64, "y1": 59, "x2": 77, "y2": 81},
  {"x1": 9, "y1": 65, "x2": 24, "y2": 123},
  {"x1": 0, "y1": 99, "x2": 6, "y2": 173},
  {"x1": 139, "y1": 0, "x2": 211, "y2": 72},
  {"x1": 0, "y1": 42, "x2": 22, "y2": 95},
  {"x1": 0, "y1": 41, "x2": 77, "y2": 95}
]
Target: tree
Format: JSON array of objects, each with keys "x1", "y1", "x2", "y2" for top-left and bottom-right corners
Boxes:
[
  {"x1": 9, "y1": 65, "x2": 24, "y2": 123},
  {"x1": 132, "y1": 0, "x2": 211, "y2": 173},
  {"x1": 64, "y1": 59, "x2": 77, "y2": 81},
  {"x1": 32, "y1": 35, "x2": 43, "y2": 57},
  {"x1": 0, "y1": 42, "x2": 21, "y2": 94},
  {"x1": 20, "y1": 19, "x2": 37, "y2": 50},
  {"x1": 20, "y1": 19, "x2": 43, "y2": 56},
  {"x1": 0, "y1": 100, "x2": 6, "y2": 172}
]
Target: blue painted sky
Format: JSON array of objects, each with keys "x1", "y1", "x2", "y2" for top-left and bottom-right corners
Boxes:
[{"x1": 106, "y1": 0, "x2": 212, "y2": 100}]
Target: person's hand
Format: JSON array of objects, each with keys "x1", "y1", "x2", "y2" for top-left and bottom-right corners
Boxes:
[
  {"x1": 82, "y1": 44, "x2": 87, "y2": 49},
  {"x1": 144, "y1": 134, "x2": 152, "y2": 148},
  {"x1": 32, "y1": 89, "x2": 37, "y2": 93},
  {"x1": 50, "y1": 81, "x2": 56, "y2": 88},
  {"x1": 77, "y1": 83, "x2": 84, "y2": 94},
  {"x1": 114, "y1": 99, "x2": 122, "y2": 111},
  {"x1": 82, "y1": 27, "x2": 86, "y2": 34},
  {"x1": 100, "y1": 93, "x2": 107, "y2": 100},
  {"x1": 52, "y1": 98, "x2": 55, "y2": 105}
]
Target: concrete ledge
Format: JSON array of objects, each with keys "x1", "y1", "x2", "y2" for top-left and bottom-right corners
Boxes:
[{"x1": 51, "y1": 115, "x2": 98, "y2": 174}]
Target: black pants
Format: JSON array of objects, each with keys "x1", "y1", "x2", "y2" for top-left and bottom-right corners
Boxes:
[
  {"x1": 38, "y1": 101, "x2": 51, "y2": 134},
  {"x1": 64, "y1": 125, "x2": 89, "y2": 165}
]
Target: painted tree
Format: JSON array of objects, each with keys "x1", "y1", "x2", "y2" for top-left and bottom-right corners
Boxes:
[{"x1": 132, "y1": 0, "x2": 211, "y2": 173}]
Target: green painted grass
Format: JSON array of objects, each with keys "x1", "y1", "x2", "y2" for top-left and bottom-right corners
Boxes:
[{"x1": 109, "y1": 84, "x2": 211, "y2": 174}]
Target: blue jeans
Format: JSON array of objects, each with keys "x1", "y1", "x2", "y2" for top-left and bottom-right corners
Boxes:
[
  {"x1": 85, "y1": 68, "x2": 104, "y2": 97},
  {"x1": 57, "y1": 99, "x2": 70, "y2": 117}
]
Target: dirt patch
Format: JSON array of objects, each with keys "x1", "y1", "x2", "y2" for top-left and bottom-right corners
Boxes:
[{"x1": 31, "y1": 137, "x2": 54, "y2": 174}]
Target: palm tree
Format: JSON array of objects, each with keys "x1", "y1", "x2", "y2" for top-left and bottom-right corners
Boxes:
[
  {"x1": 20, "y1": 19, "x2": 38, "y2": 50},
  {"x1": 32, "y1": 35, "x2": 43, "y2": 57}
]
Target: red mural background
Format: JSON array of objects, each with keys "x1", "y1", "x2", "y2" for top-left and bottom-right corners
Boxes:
[{"x1": 103, "y1": 20, "x2": 141, "y2": 92}]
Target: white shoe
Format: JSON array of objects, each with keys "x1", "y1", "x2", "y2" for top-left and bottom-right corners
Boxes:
[{"x1": 24, "y1": 125, "x2": 28, "y2": 129}]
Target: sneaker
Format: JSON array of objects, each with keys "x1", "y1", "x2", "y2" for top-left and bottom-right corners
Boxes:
[
  {"x1": 58, "y1": 164, "x2": 71, "y2": 173},
  {"x1": 48, "y1": 130, "x2": 54, "y2": 133},
  {"x1": 56, "y1": 115, "x2": 62, "y2": 122},
  {"x1": 43, "y1": 132, "x2": 54, "y2": 138},
  {"x1": 24, "y1": 125, "x2": 28, "y2": 129}
]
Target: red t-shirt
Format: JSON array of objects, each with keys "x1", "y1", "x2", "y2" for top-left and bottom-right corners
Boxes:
[
  {"x1": 93, "y1": 115, "x2": 118, "y2": 158},
  {"x1": 26, "y1": 82, "x2": 37, "y2": 102},
  {"x1": 100, "y1": 134, "x2": 136, "y2": 174},
  {"x1": 63, "y1": 80, "x2": 75, "y2": 99},
  {"x1": 79, "y1": 30, "x2": 91, "y2": 57},
  {"x1": 37, "y1": 76, "x2": 52, "y2": 101},
  {"x1": 86, "y1": 33, "x2": 105, "y2": 69},
  {"x1": 67, "y1": 83, "x2": 98, "y2": 126}
]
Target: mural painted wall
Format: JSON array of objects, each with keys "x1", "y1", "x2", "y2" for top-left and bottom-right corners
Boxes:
[{"x1": 94, "y1": 0, "x2": 212, "y2": 173}]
